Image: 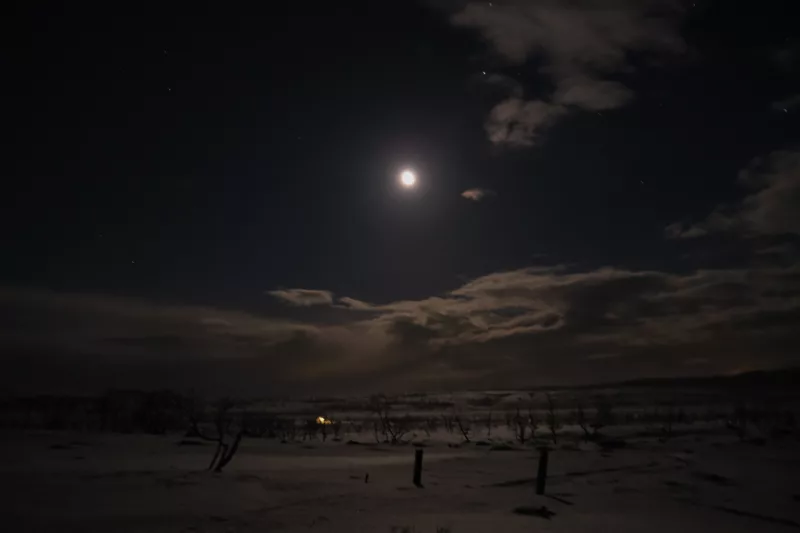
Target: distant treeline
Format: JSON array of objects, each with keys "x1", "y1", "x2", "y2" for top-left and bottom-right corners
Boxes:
[
  {"x1": 2, "y1": 369, "x2": 799, "y2": 438},
  {"x1": 577, "y1": 366, "x2": 800, "y2": 391},
  {"x1": 0, "y1": 390, "x2": 191, "y2": 433}
]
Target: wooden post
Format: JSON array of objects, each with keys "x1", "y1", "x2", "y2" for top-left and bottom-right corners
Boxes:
[
  {"x1": 413, "y1": 448, "x2": 424, "y2": 487},
  {"x1": 536, "y1": 447, "x2": 549, "y2": 495}
]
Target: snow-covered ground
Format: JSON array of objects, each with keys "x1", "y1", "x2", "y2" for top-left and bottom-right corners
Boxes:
[{"x1": 3, "y1": 425, "x2": 799, "y2": 532}]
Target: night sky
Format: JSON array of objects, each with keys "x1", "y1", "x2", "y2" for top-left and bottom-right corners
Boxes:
[{"x1": 4, "y1": 0, "x2": 800, "y2": 395}]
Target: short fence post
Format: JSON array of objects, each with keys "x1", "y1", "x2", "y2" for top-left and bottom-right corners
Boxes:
[
  {"x1": 413, "y1": 448, "x2": 424, "y2": 487},
  {"x1": 536, "y1": 447, "x2": 550, "y2": 495}
]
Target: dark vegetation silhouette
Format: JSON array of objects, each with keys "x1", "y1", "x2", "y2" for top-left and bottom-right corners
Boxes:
[
  {"x1": 186, "y1": 397, "x2": 246, "y2": 472},
  {"x1": 507, "y1": 393, "x2": 539, "y2": 444},
  {"x1": 453, "y1": 409, "x2": 472, "y2": 443},
  {"x1": 545, "y1": 393, "x2": 560, "y2": 444},
  {"x1": 574, "y1": 401, "x2": 592, "y2": 442},
  {"x1": 2, "y1": 368, "x2": 797, "y2": 455},
  {"x1": 370, "y1": 394, "x2": 411, "y2": 444}
]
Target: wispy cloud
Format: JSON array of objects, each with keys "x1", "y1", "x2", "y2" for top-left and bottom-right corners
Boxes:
[
  {"x1": 587, "y1": 352, "x2": 621, "y2": 360},
  {"x1": 771, "y1": 93, "x2": 800, "y2": 113},
  {"x1": 4, "y1": 259, "x2": 800, "y2": 393},
  {"x1": 666, "y1": 148, "x2": 800, "y2": 238},
  {"x1": 273, "y1": 263, "x2": 800, "y2": 364},
  {"x1": 485, "y1": 98, "x2": 566, "y2": 147},
  {"x1": 268, "y1": 288, "x2": 334, "y2": 306},
  {"x1": 448, "y1": 0, "x2": 686, "y2": 146},
  {"x1": 461, "y1": 188, "x2": 495, "y2": 201}
]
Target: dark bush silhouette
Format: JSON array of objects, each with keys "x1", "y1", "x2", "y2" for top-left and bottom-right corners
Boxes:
[
  {"x1": 453, "y1": 411, "x2": 472, "y2": 443},
  {"x1": 545, "y1": 393, "x2": 560, "y2": 444},
  {"x1": 574, "y1": 402, "x2": 592, "y2": 442},
  {"x1": 370, "y1": 395, "x2": 410, "y2": 444},
  {"x1": 187, "y1": 397, "x2": 246, "y2": 472},
  {"x1": 591, "y1": 396, "x2": 614, "y2": 439},
  {"x1": 510, "y1": 401, "x2": 537, "y2": 444}
]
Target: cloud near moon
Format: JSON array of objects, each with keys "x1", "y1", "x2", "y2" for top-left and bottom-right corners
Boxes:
[
  {"x1": 462, "y1": 188, "x2": 494, "y2": 201},
  {"x1": 4, "y1": 255, "x2": 800, "y2": 395}
]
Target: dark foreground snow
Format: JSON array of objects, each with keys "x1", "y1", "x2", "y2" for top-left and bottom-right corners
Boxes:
[{"x1": 2, "y1": 427, "x2": 799, "y2": 532}]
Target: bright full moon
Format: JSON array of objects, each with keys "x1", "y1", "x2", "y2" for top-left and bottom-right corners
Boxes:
[{"x1": 400, "y1": 170, "x2": 416, "y2": 187}]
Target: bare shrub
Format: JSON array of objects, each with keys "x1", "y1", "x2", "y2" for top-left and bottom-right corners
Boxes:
[
  {"x1": 527, "y1": 393, "x2": 539, "y2": 439},
  {"x1": 453, "y1": 411, "x2": 472, "y2": 443},
  {"x1": 574, "y1": 402, "x2": 592, "y2": 442},
  {"x1": 728, "y1": 399, "x2": 748, "y2": 440},
  {"x1": 512, "y1": 408, "x2": 527, "y2": 443},
  {"x1": 188, "y1": 397, "x2": 246, "y2": 473},
  {"x1": 276, "y1": 418, "x2": 297, "y2": 443},
  {"x1": 485, "y1": 410, "x2": 494, "y2": 438},
  {"x1": 591, "y1": 396, "x2": 614, "y2": 439},
  {"x1": 372, "y1": 420, "x2": 382, "y2": 443},
  {"x1": 441, "y1": 414, "x2": 454, "y2": 434},
  {"x1": 511, "y1": 405, "x2": 537, "y2": 444},
  {"x1": 332, "y1": 419, "x2": 343, "y2": 440},
  {"x1": 545, "y1": 393, "x2": 560, "y2": 444},
  {"x1": 423, "y1": 416, "x2": 439, "y2": 438},
  {"x1": 349, "y1": 420, "x2": 364, "y2": 435},
  {"x1": 661, "y1": 402, "x2": 676, "y2": 440},
  {"x1": 370, "y1": 395, "x2": 410, "y2": 444},
  {"x1": 478, "y1": 396, "x2": 500, "y2": 438},
  {"x1": 241, "y1": 413, "x2": 274, "y2": 439},
  {"x1": 303, "y1": 419, "x2": 319, "y2": 441}
]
